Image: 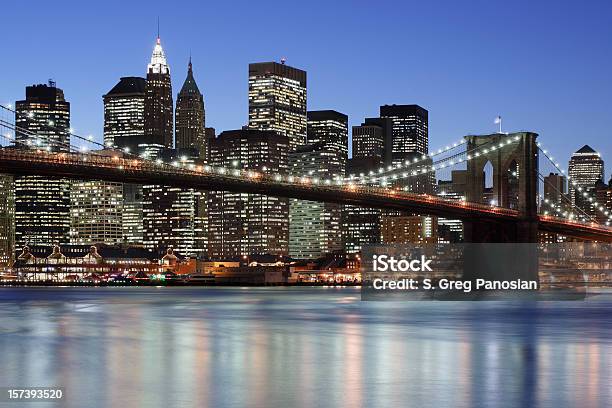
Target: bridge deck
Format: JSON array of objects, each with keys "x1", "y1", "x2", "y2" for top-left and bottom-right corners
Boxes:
[{"x1": 1, "y1": 148, "x2": 611, "y2": 242}]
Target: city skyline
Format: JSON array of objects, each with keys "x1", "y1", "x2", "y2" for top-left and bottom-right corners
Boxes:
[{"x1": 2, "y1": 0, "x2": 611, "y2": 175}]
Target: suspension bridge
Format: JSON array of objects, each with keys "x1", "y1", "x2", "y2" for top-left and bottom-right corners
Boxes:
[{"x1": 1, "y1": 104, "x2": 611, "y2": 243}]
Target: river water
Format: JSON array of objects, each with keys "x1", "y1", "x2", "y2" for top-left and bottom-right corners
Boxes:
[{"x1": 0, "y1": 287, "x2": 610, "y2": 408}]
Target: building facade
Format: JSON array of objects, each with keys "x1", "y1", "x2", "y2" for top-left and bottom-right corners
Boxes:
[
  {"x1": 288, "y1": 143, "x2": 344, "y2": 259},
  {"x1": 248, "y1": 61, "x2": 307, "y2": 150},
  {"x1": 380, "y1": 104, "x2": 429, "y2": 162},
  {"x1": 144, "y1": 36, "x2": 173, "y2": 149},
  {"x1": 350, "y1": 117, "x2": 393, "y2": 165},
  {"x1": 342, "y1": 119, "x2": 390, "y2": 254},
  {"x1": 0, "y1": 175, "x2": 14, "y2": 266},
  {"x1": 70, "y1": 178, "x2": 123, "y2": 246},
  {"x1": 103, "y1": 77, "x2": 146, "y2": 149},
  {"x1": 14, "y1": 83, "x2": 71, "y2": 255},
  {"x1": 208, "y1": 130, "x2": 289, "y2": 259},
  {"x1": 103, "y1": 77, "x2": 147, "y2": 245},
  {"x1": 306, "y1": 110, "x2": 348, "y2": 168},
  {"x1": 543, "y1": 172, "x2": 568, "y2": 208},
  {"x1": 287, "y1": 111, "x2": 347, "y2": 259},
  {"x1": 568, "y1": 145, "x2": 604, "y2": 219},
  {"x1": 175, "y1": 58, "x2": 206, "y2": 158}
]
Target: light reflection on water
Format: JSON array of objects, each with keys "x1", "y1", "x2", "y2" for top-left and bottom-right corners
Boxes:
[{"x1": 0, "y1": 287, "x2": 610, "y2": 408}]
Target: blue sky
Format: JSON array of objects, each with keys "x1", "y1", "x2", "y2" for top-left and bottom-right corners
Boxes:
[{"x1": 2, "y1": 0, "x2": 611, "y2": 177}]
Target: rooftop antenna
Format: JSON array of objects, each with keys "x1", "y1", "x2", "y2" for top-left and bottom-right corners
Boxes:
[{"x1": 157, "y1": 17, "x2": 160, "y2": 39}]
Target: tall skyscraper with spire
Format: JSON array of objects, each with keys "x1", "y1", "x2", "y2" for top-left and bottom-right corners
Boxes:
[
  {"x1": 175, "y1": 57, "x2": 206, "y2": 159},
  {"x1": 144, "y1": 35, "x2": 173, "y2": 151}
]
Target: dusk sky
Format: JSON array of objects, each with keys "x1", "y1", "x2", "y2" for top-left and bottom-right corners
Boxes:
[{"x1": 3, "y1": 0, "x2": 611, "y2": 176}]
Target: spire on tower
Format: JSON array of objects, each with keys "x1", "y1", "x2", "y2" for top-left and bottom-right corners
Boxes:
[{"x1": 148, "y1": 34, "x2": 169, "y2": 75}]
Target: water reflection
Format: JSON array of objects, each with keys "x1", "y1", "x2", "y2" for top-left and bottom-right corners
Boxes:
[{"x1": 0, "y1": 287, "x2": 610, "y2": 408}]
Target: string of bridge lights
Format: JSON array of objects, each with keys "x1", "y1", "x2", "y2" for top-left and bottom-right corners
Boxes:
[
  {"x1": 348, "y1": 135, "x2": 522, "y2": 188},
  {"x1": 342, "y1": 138, "x2": 468, "y2": 182},
  {"x1": 1, "y1": 119, "x2": 522, "y2": 198},
  {"x1": 5, "y1": 104, "x2": 610, "y2": 226},
  {"x1": 536, "y1": 140, "x2": 612, "y2": 225}
]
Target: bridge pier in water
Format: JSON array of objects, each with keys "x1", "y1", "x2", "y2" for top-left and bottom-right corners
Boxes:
[
  {"x1": 464, "y1": 131, "x2": 539, "y2": 243},
  {"x1": 462, "y1": 132, "x2": 540, "y2": 284}
]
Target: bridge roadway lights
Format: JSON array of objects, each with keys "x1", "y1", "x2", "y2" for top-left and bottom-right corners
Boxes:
[{"x1": 0, "y1": 147, "x2": 611, "y2": 242}]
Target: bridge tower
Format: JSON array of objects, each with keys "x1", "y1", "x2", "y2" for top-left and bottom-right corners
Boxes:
[{"x1": 464, "y1": 132, "x2": 539, "y2": 242}]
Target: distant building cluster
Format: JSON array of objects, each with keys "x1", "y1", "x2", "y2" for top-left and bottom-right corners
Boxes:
[{"x1": 0, "y1": 34, "x2": 610, "y2": 268}]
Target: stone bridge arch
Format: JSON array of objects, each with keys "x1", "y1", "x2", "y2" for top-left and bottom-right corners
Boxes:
[{"x1": 464, "y1": 132, "x2": 539, "y2": 242}]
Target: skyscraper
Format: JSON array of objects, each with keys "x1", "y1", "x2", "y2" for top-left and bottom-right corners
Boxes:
[
  {"x1": 287, "y1": 111, "x2": 347, "y2": 259},
  {"x1": 103, "y1": 76, "x2": 146, "y2": 149},
  {"x1": 144, "y1": 36, "x2": 173, "y2": 151},
  {"x1": 103, "y1": 77, "x2": 146, "y2": 245},
  {"x1": 350, "y1": 117, "x2": 392, "y2": 165},
  {"x1": 289, "y1": 143, "x2": 344, "y2": 259},
  {"x1": 142, "y1": 149, "x2": 203, "y2": 257},
  {"x1": 248, "y1": 61, "x2": 307, "y2": 150},
  {"x1": 0, "y1": 175, "x2": 14, "y2": 266},
  {"x1": 70, "y1": 177, "x2": 123, "y2": 246},
  {"x1": 142, "y1": 59, "x2": 207, "y2": 257},
  {"x1": 14, "y1": 82, "x2": 71, "y2": 255},
  {"x1": 306, "y1": 110, "x2": 348, "y2": 168},
  {"x1": 379, "y1": 104, "x2": 432, "y2": 246},
  {"x1": 342, "y1": 119, "x2": 392, "y2": 254},
  {"x1": 543, "y1": 173, "x2": 568, "y2": 207},
  {"x1": 208, "y1": 129, "x2": 289, "y2": 259},
  {"x1": 568, "y1": 145, "x2": 604, "y2": 218},
  {"x1": 175, "y1": 58, "x2": 206, "y2": 158},
  {"x1": 175, "y1": 58, "x2": 208, "y2": 255},
  {"x1": 380, "y1": 104, "x2": 429, "y2": 162}
]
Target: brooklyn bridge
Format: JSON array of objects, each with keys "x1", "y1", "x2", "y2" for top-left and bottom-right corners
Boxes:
[{"x1": 1, "y1": 104, "x2": 611, "y2": 243}]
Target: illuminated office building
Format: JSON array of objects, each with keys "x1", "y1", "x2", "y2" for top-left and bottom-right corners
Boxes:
[
  {"x1": 103, "y1": 77, "x2": 146, "y2": 245},
  {"x1": 351, "y1": 117, "x2": 392, "y2": 164},
  {"x1": 0, "y1": 175, "x2": 14, "y2": 266},
  {"x1": 14, "y1": 82, "x2": 71, "y2": 255},
  {"x1": 287, "y1": 111, "x2": 347, "y2": 259},
  {"x1": 380, "y1": 104, "x2": 429, "y2": 161},
  {"x1": 174, "y1": 58, "x2": 208, "y2": 254},
  {"x1": 379, "y1": 104, "x2": 432, "y2": 244},
  {"x1": 342, "y1": 119, "x2": 391, "y2": 254},
  {"x1": 142, "y1": 148, "x2": 204, "y2": 257},
  {"x1": 568, "y1": 145, "x2": 604, "y2": 218},
  {"x1": 144, "y1": 35, "x2": 173, "y2": 149},
  {"x1": 70, "y1": 178, "x2": 123, "y2": 246},
  {"x1": 306, "y1": 110, "x2": 348, "y2": 168},
  {"x1": 175, "y1": 58, "x2": 206, "y2": 158},
  {"x1": 248, "y1": 61, "x2": 307, "y2": 150},
  {"x1": 103, "y1": 76, "x2": 146, "y2": 149},
  {"x1": 208, "y1": 130, "x2": 289, "y2": 259},
  {"x1": 122, "y1": 183, "x2": 144, "y2": 245},
  {"x1": 289, "y1": 143, "x2": 344, "y2": 259},
  {"x1": 381, "y1": 215, "x2": 438, "y2": 244}
]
